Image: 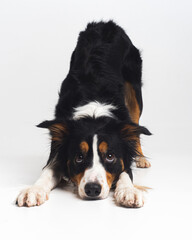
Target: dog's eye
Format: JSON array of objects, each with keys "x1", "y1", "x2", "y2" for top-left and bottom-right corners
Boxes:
[
  {"x1": 75, "y1": 154, "x2": 84, "y2": 163},
  {"x1": 106, "y1": 153, "x2": 115, "y2": 162}
]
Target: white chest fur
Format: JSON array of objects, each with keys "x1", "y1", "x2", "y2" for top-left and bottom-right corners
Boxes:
[{"x1": 72, "y1": 101, "x2": 116, "y2": 120}]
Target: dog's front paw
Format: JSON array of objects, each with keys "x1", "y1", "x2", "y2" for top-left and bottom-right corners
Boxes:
[
  {"x1": 16, "y1": 186, "x2": 49, "y2": 207},
  {"x1": 136, "y1": 157, "x2": 151, "y2": 168},
  {"x1": 114, "y1": 187, "x2": 144, "y2": 208}
]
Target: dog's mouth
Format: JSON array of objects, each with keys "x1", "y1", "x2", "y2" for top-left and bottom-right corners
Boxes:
[{"x1": 83, "y1": 196, "x2": 101, "y2": 201}]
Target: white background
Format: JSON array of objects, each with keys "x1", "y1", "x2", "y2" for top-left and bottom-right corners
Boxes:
[{"x1": 0, "y1": 0, "x2": 192, "y2": 239}]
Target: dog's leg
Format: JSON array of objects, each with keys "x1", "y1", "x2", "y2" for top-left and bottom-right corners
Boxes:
[
  {"x1": 135, "y1": 143, "x2": 151, "y2": 168},
  {"x1": 124, "y1": 82, "x2": 151, "y2": 168},
  {"x1": 114, "y1": 172, "x2": 144, "y2": 208},
  {"x1": 16, "y1": 166, "x2": 61, "y2": 207}
]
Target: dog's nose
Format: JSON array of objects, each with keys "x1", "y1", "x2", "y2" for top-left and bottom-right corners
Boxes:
[{"x1": 84, "y1": 182, "x2": 101, "y2": 198}]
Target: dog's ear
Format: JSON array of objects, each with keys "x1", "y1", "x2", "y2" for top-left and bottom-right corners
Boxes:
[
  {"x1": 121, "y1": 123, "x2": 152, "y2": 141},
  {"x1": 37, "y1": 120, "x2": 68, "y2": 144}
]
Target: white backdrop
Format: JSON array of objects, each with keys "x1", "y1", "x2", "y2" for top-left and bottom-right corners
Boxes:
[{"x1": 0, "y1": 0, "x2": 192, "y2": 239}]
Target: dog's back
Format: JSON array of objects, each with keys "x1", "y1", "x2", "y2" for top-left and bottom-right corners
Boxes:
[
  {"x1": 70, "y1": 21, "x2": 132, "y2": 76},
  {"x1": 56, "y1": 21, "x2": 142, "y2": 122}
]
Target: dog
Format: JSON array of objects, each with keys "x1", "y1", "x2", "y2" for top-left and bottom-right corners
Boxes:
[{"x1": 16, "y1": 21, "x2": 151, "y2": 208}]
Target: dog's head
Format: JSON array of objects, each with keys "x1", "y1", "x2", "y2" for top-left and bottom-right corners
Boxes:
[{"x1": 38, "y1": 118, "x2": 151, "y2": 200}]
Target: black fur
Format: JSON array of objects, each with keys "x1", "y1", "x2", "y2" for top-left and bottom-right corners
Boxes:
[{"x1": 38, "y1": 20, "x2": 151, "y2": 185}]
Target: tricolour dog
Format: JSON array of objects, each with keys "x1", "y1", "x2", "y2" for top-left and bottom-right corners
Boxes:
[{"x1": 17, "y1": 21, "x2": 151, "y2": 208}]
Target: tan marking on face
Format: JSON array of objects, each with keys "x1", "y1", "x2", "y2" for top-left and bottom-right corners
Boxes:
[
  {"x1": 106, "y1": 172, "x2": 115, "y2": 188},
  {"x1": 120, "y1": 159, "x2": 124, "y2": 171},
  {"x1": 80, "y1": 141, "x2": 89, "y2": 153},
  {"x1": 99, "y1": 141, "x2": 108, "y2": 153},
  {"x1": 71, "y1": 172, "x2": 85, "y2": 185}
]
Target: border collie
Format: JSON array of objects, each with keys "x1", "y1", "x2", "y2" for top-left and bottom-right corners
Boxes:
[{"x1": 17, "y1": 21, "x2": 151, "y2": 208}]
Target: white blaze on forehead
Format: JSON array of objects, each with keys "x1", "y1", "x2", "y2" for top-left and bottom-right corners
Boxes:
[
  {"x1": 88, "y1": 135, "x2": 105, "y2": 182},
  {"x1": 72, "y1": 101, "x2": 116, "y2": 120},
  {"x1": 78, "y1": 135, "x2": 110, "y2": 199}
]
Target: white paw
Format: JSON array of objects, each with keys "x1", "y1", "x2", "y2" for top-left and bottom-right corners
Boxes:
[
  {"x1": 16, "y1": 186, "x2": 49, "y2": 207},
  {"x1": 136, "y1": 157, "x2": 151, "y2": 168},
  {"x1": 114, "y1": 187, "x2": 144, "y2": 208}
]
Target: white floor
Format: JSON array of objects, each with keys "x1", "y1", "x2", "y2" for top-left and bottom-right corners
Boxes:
[{"x1": 1, "y1": 132, "x2": 191, "y2": 240}]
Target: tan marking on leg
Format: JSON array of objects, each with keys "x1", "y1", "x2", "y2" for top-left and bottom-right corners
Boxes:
[
  {"x1": 135, "y1": 142, "x2": 151, "y2": 168},
  {"x1": 99, "y1": 141, "x2": 108, "y2": 153},
  {"x1": 124, "y1": 82, "x2": 151, "y2": 168},
  {"x1": 124, "y1": 82, "x2": 140, "y2": 124}
]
